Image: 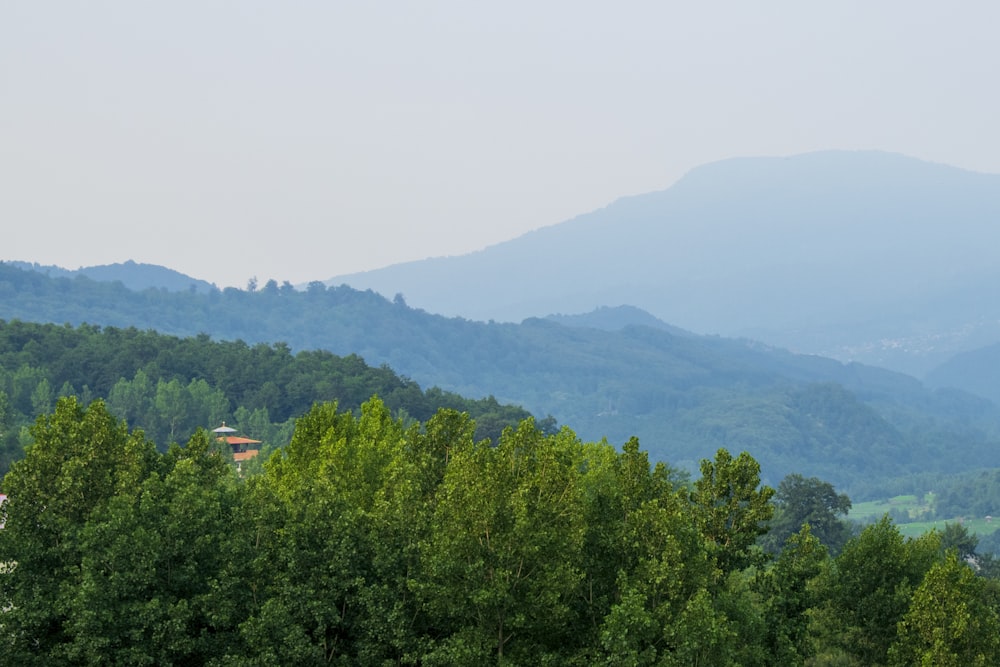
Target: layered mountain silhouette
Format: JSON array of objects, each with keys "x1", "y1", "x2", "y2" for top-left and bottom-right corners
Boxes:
[
  {"x1": 326, "y1": 151, "x2": 1000, "y2": 376},
  {"x1": 7, "y1": 260, "x2": 216, "y2": 294},
  {"x1": 926, "y1": 342, "x2": 1000, "y2": 406},
  {"x1": 3, "y1": 260, "x2": 1000, "y2": 492}
]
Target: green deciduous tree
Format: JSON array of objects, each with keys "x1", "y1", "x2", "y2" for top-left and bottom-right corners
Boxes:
[
  {"x1": 419, "y1": 420, "x2": 587, "y2": 664},
  {"x1": 763, "y1": 474, "x2": 852, "y2": 556},
  {"x1": 62, "y1": 431, "x2": 245, "y2": 664},
  {"x1": 889, "y1": 552, "x2": 1000, "y2": 666},
  {"x1": 238, "y1": 397, "x2": 436, "y2": 664},
  {"x1": 0, "y1": 397, "x2": 158, "y2": 664},
  {"x1": 757, "y1": 524, "x2": 828, "y2": 666},
  {"x1": 596, "y1": 443, "x2": 742, "y2": 666},
  {"x1": 815, "y1": 516, "x2": 940, "y2": 666},
  {"x1": 938, "y1": 521, "x2": 979, "y2": 559},
  {"x1": 691, "y1": 449, "x2": 774, "y2": 574}
]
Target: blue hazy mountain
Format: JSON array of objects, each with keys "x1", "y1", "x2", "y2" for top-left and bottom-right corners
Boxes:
[
  {"x1": 926, "y1": 342, "x2": 1000, "y2": 406},
  {"x1": 4, "y1": 258, "x2": 1000, "y2": 492},
  {"x1": 7, "y1": 260, "x2": 216, "y2": 294},
  {"x1": 544, "y1": 305, "x2": 694, "y2": 336},
  {"x1": 326, "y1": 151, "x2": 1000, "y2": 376}
]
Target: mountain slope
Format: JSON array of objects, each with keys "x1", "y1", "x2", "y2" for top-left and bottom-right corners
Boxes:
[
  {"x1": 2, "y1": 262, "x2": 998, "y2": 493},
  {"x1": 926, "y1": 343, "x2": 1000, "y2": 405},
  {"x1": 7, "y1": 260, "x2": 217, "y2": 294},
  {"x1": 326, "y1": 151, "x2": 1000, "y2": 375}
]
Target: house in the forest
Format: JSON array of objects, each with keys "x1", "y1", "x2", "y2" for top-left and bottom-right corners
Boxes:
[{"x1": 212, "y1": 422, "x2": 261, "y2": 472}]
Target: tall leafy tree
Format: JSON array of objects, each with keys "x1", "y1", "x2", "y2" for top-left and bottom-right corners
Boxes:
[
  {"x1": 763, "y1": 473, "x2": 852, "y2": 555},
  {"x1": 419, "y1": 420, "x2": 587, "y2": 664},
  {"x1": 238, "y1": 398, "x2": 434, "y2": 664},
  {"x1": 889, "y1": 552, "x2": 1000, "y2": 666},
  {"x1": 815, "y1": 516, "x2": 940, "y2": 666},
  {"x1": 597, "y1": 491, "x2": 725, "y2": 666},
  {"x1": 0, "y1": 397, "x2": 158, "y2": 664},
  {"x1": 756, "y1": 524, "x2": 828, "y2": 666},
  {"x1": 62, "y1": 431, "x2": 245, "y2": 664},
  {"x1": 597, "y1": 445, "x2": 754, "y2": 666},
  {"x1": 691, "y1": 449, "x2": 774, "y2": 574}
]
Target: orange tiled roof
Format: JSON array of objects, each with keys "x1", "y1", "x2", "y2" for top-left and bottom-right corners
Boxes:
[{"x1": 221, "y1": 436, "x2": 262, "y2": 445}]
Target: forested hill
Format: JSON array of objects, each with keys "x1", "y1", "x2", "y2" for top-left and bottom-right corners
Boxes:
[
  {"x1": 0, "y1": 318, "x2": 535, "y2": 474},
  {"x1": 2, "y1": 261, "x2": 1000, "y2": 494},
  {"x1": 7, "y1": 259, "x2": 217, "y2": 294}
]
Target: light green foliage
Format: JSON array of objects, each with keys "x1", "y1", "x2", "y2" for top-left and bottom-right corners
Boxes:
[
  {"x1": 107, "y1": 368, "x2": 155, "y2": 425},
  {"x1": 575, "y1": 437, "x2": 678, "y2": 644},
  {"x1": 596, "y1": 443, "x2": 740, "y2": 666},
  {"x1": 420, "y1": 420, "x2": 587, "y2": 664},
  {"x1": 0, "y1": 397, "x2": 158, "y2": 664},
  {"x1": 692, "y1": 449, "x2": 775, "y2": 573},
  {"x1": 29, "y1": 377, "x2": 52, "y2": 415},
  {"x1": 240, "y1": 399, "x2": 400, "y2": 663},
  {"x1": 598, "y1": 493, "x2": 724, "y2": 665},
  {"x1": 889, "y1": 552, "x2": 1000, "y2": 666}
]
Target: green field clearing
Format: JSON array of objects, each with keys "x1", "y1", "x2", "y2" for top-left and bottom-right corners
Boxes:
[
  {"x1": 850, "y1": 492, "x2": 1000, "y2": 538},
  {"x1": 850, "y1": 494, "x2": 932, "y2": 522},
  {"x1": 896, "y1": 517, "x2": 1000, "y2": 538}
]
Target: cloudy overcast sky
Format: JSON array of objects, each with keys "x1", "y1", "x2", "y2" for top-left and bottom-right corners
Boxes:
[{"x1": 3, "y1": 1, "x2": 998, "y2": 288}]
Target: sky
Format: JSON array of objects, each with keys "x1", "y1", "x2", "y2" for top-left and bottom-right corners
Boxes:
[{"x1": 3, "y1": 1, "x2": 1000, "y2": 289}]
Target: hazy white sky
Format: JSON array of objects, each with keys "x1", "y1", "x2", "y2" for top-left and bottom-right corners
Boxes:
[{"x1": 3, "y1": 1, "x2": 999, "y2": 288}]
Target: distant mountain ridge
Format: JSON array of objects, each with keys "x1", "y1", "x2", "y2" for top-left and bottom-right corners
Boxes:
[
  {"x1": 926, "y1": 342, "x2": 1000, "y2": 405},
  {"x1": 2, "y1": 261, "x2": 999, "y2": 494},
  {"x1": 325, "y1": 151, "x2": 1000, "y2": 376},
  {"x1": 7, "y1": 260, "x2": 216, "y2": 294},
  {"x1": 544, "y1": 305, "x2": 693, "y2": 335}
]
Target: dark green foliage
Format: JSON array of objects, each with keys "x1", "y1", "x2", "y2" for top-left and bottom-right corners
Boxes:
[
  {"x1": 756, "y1": 525, "x2": 827, "y2": 666},
  {"x1": 0, "y1": 318, "x2": 534, "y2": 473},
  {"x1": 3, "y1": 398, "x2": 1000, "y2": 664},
  {"x1": 814, "y1": 517, "x2": 941, "y2": 666},
  {"x1": 934, "y1": 468, "x2": 1000, "y2": 520},
  {"x1": 763, "y1": 474, "x2": 853, "y2": 555},
  {"x1": 938, "y1": 521, "x2": 979, "y2": 559}
]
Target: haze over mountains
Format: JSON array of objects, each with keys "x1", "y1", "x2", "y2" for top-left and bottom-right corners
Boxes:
[
  {"x1": 8, "y1": 150, "x2": 1000, "y2": 491},
  {"x1": 8, "y1": 260, "x2": 217, "y2": 295},
  {"x1": 4, "y1": 260, "x2": 1000, "y2": 494},
  {"x1": 326, "y1": 151, "x2": 1000, "y2": 377}
]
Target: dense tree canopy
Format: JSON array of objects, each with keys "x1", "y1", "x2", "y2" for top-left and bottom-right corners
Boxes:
[
  {"x1": 0, "y1": 319, "x2": 538, "y2": 476},
  {"x1": 1, "y1": 397, "x2": 996, "y2": 664}
]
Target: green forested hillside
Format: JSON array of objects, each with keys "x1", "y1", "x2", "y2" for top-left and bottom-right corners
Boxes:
[
  {"x1": 0, "y1": 319, "x2": 535, "y2": 475},
  {"x1": 3, "y1": 261, "x2": 1000, "y2": 494},
  {"x1": 2, "y1": 396, "x2": 997, "y2": 665}
]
